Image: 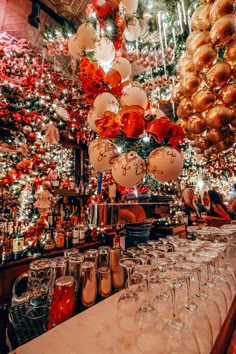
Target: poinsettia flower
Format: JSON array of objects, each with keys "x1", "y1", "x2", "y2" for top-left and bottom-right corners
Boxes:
[
  {"x1": 118, "y1": 105, "x2": 145, "y2": 138},
  {"x1": 95, "y1": 111, "x2": 121, "y2": 139},
  {"x1": 168, "y1": 124, "x2": 185, "y2": 146},
  {"x1": 146, "y1": 117, "x2": 172, "y2": 142}
]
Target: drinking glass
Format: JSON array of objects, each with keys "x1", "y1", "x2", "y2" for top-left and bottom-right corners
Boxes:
[
  {"x1": 68, "y1": 253, "x2": 84, "y2": 292},
  {"x1": 159, "y1": 270, "x2": 200, "y2": 354},
  {"x1": 48, "y1": 257, "x2": 67, "y2": 300},
  {"x1": 98, "y1": 246, "x2": 111, "y2": 268},
  {"x1": 117, "y1": 257, "x2": 141, "y2": 316},
  {"x1": 97, "y1": 267, "x2": 112, "y2": 300},
  {"x1": 26, "y1": 259, "x2": 52, "y2": 320},
  {"x1": 84, "y1": 249, "x2": 99, "y2": 268},
  {"x1": 137, "y1": 243, "x2": 154, "y2": 254}
]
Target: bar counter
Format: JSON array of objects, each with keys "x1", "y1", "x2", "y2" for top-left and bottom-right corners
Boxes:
[{"x1": 10, "y1": 291, "x2": 236, "y2": 354}]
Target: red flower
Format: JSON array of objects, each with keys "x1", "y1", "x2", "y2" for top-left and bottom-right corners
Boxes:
[
  {"x1": 146, "y1": 117, "x2": 171, "y2": 142},
  {"x1": 168, "y1": 124, "x2": 185, "y2": 146},
  {"x1": 95, "y1": 111, "x2": 121, "y2": 139}
]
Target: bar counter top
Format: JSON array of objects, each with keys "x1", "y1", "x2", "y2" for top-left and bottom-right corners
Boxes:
[{"x1": 10, "y1": 290, "x2": 236, "y2": 354}]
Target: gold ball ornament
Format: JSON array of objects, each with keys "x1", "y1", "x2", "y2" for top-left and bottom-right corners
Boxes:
[
  {"x1": 214, "y1": 133, "x2": 235, "y2": 150},
  {"x1": 178, "y1": 58, "x2": 196, "y2": 78},
  {"x1": 206, "y1": 127, "x2": 228, "y2": 142},
  {"x1": 186, "y1": 132, "x2": 196, "y2": 140},
  {"x1": 186, "y1": 31, "x2": 211, "y2": 56},
  {"x1": 210, "y1": 0, "x2": 235, "y2": 24},
  {"x1": 177, "y1": 119, "x2": 188, "y2": 132},
  {"x1": 191, "y1": 5, "x2": 211, "y2": 31},
  {"x1": 176, "y1": 97, "x2": 194, "y2": 119},
  {"x1": 210, "y1": 14, "x2": 236, "y2": 47},
  {"x1": 205, "y1": 104, "x2": 233, "y2": 128},
  {"x1": 194, "y1": 135, "x2": 212, "y2": 149},
  {"x1": 205, "y1": 61, "x2": 231, "y2": 87},
  {"x1": 233, "y1": 65, "x2": 236, "y2": 78},
  {"x1": 171, "y1": 83, "x2": 184, "y2": 104},
  {"x1": 192, "y1": 88, "x2": 216, "y2": 112},
  {"x1": 187, "y1": 114, "x2": 207, "y2": 134},
  {"x1": 181, "y1": 73, "x2": 201, "y2": 97},
  {"x1": 220, "y1": 83, "x2": 236, "y2": 106},
  {"x1": 229, "y1": 124, "x2": 236, "y2": 132},
  {"x1": 192, "y1": 44, "x2": 217, "y2": 72},
  {"x1": 224, "y1": 40, "x2": 236, "y2": 64}
]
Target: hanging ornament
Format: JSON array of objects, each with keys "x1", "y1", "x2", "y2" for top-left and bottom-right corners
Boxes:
[
  {"x1": 93, "y1": 92, "x2": 119, "y2": 117},
  {"x1": 120, "y1": 86, "x2": 148, "y2": 109},
  {"x1": 192, "y1": 44, "x2": 217, "y2": 71},
  {"x1": 121, "y1": 0, "x2": 139, "y2": 15},
  {"x1": 192, "y1": 88, "x2": 216, "y2": 112},
  {"x1": 146, "y1": 147, "x2": 184, "y2": 182},
  {"x1": 205, "y1": 104, "x2": 233, "y2": 128},
  {"x1": 89, "y1": 138, "x2": 119, "y2": 172},
  {"x1": 94, "y1": 37, "x2": 115, "y2": 65},
  {"x1": 76, "y1": 23, "x2": 97, "y2": 51},
  {"x1": 209, "y1": 0, "x2": 235, "y2": 24},
  {"x1": 68, "y1": 34, "x2": 82, "y2": 60},
  {"x1": 112, "y1": 57, "x2": 132, "y2": 82},
  {"x1": 112, "y1": 151, "x2": 146, "y2": 188},
  {"x1": 205, "y1": 61, "x2": 231, "y2": 87},
  {"x1": 220, "y1": 83, "x2": 236, "y2": 106},
  {"x1": 210, "y1": 14, "x2": 236, "y2": 47},
  {"x1": 187, "y1": 114, "x2": 207, "y2": 134},
  {"x1": 186, "y1": 31, "x2": 211, "y2": 55},
  {"x1": 87, "y1": 109, "x2": 100, "y2": 132},
  {"x1": 191, "y1": 4, "x2": 211, "y2": 31},
  {"x1": 124, "y1": 17, "x2": 141, "y2": 42}
]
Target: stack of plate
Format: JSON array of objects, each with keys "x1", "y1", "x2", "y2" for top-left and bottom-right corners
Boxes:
[{"x1": 125, "y1": 222, "x2": 151, "y2": 238}]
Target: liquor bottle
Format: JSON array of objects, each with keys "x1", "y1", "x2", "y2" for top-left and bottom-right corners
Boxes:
[
  {"x1": 2, "y1": 233, "x2": 12, "y2": 264},
  {"x1": 71, "y1": 220, "x2": 79, "y2": 247},
  {"x1": 64, "y1": 213, "x2": 72, "y2": 249},
  {"x1": 12, "y1": 222, "x2": 24, "y2": 261},
  {"x1": 79, "y1": 221, "x2": 85, "y2": 245},
  {"x1": 53, "y1": 221, "x2": 65, "y2": 249},
  {"x1": 44, "y1": 228, "x2": 56, "y2": 253},
  {"x1": 47, "y1": 210, "x2": 53, "y2": 229}
]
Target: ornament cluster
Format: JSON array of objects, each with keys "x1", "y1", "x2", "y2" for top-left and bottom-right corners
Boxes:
[{"x1": 173, "y1": 0, "x2": 236, "y2": 154}]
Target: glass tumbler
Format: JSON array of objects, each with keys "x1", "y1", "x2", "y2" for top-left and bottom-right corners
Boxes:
[
  {"x1": 97, "y1": 267, "x2": 112, "y2": 300},
  {"x1": 49, "y1": 257, "x2": 67, "y2": 299},
  {"x1": 47, "y1": 276, "x2": 75, "y2": 330},
  {"x1": 26, "y1": 259, "x2": 52, "y2": 319},
  {"x1": 98, "y1": 246, "x2": 111, "y2": 268},
  {"x1": 84, "y1": 249, "x2": 99, "y2": 268},
  {"x1": 68, "y1": 253, "x2": 85, "y2": 292}
]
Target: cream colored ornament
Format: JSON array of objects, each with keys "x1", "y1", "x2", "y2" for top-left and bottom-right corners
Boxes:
[
  {"x1": 112, "y1": 57, "x2": 132, "y2": 81},
  {"x1": 87, "y1": 109, "x2": 100, "y2": 132},
  {"x1": 120, "y1": 86, "x2": 148, "y2": 109},
  {"x1": 89, "y1": 138, "x2": 119, "y2": 172},
  {"x1": 112, "y1": 151, "x2": 146, "y2": 188},
  {"x1": 94, "y1": 37, "x2": 115, "y2": 65},
  {"x1": 76, "y1": 23, "x2": 97, "y2": 51},
  {"x1": 121, "y1": 0, "x2": 139, "y2": 15},
  {"x1": 68, "y1": 34, "x2": 82, "y2": 60},
  {"x1": 93, "y1": 92, "x2": 119, "y2": 117},
  {"x1": 146, "y1": 147, "x2": 184, "y2": 182},
  {"x1": 124, "y1": 17, "x2": 141, "y2": 42}
]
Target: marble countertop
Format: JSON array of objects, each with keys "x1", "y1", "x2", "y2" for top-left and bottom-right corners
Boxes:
[{"x1": 10, "y1": 291, "x2": 145, "y2": 354}]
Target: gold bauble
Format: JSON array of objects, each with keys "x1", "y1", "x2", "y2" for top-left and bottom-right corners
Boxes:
[
  {"x1": 220, "y1": 83, "x2": 236, "y2": 106},
  {"x1": 176, "y1": 119, "x2": 188, "y2": 132},
  {"x1": 214, "y1": 133, "x2": 235, "y2": 150},
  {"x1": 205, "y1": 61, "x2": 231, "y2": 87},
  {"x1": 192, "y1": 44, "x2": 217, "y2": 72},
  {"x1": 205, "y1": 104, "x2": 233, "y2": 128},
  {"x1": 233, "y1": 65, "x2": 236, "y2": 78},
  {"x1": 206, "y1": 127, "x2": 228, "y2": 142},
  {"x1": 186, "y1": 31, "x2": 211, "y2": 56},
  {"x1": 229, "y1": 124, "x2": 236, "y2": 132},
  {"x1": 171, "y1": 83, "x2": 183, "y2": 104},
  {"x1": 191, "y1": 5, "x2": 211, "y2": 31},
  {"x1": 186, "y1": 132, "x2": 196, "y2": 140},
  {"x1": 176, "y1": 97, "x2": 194, "y2": 119},
  {"x1": 224, "y1": 40, "x2": 236, "y2": 64},
  {"x1": 178, "y1": 59, "x2": 196, "y2": 79},
  {"x1": 210, "y1": 0, "x2": 235, "y2": 24},
  {"x1": 187, "y1": 114, "x2": 207, "y2": 134},
  {"x1": 192, "y1": 88, "x2": 216, "y2": 112},
  {"x1": 231, "y1": 116, "x2": 236, "y2": 127},
  {"x1": 180, "y1": 73, "x2": 201, "y2": 97},
  {"x1": 195, "y1": 135, "x2": 212, "y2": 149},
  {"x1": 210, "y1": 14, "x2": 236, "y2": 47}
]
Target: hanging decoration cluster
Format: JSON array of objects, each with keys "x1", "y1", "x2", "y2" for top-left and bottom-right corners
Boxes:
[
  {"x1": 173, "y1": 0, "x2": 236, "y2": 154},
  {"x1": 65, "y1": 0, "x2": 186, "y2": 188}
]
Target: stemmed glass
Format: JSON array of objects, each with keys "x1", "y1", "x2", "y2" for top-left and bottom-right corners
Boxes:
[
  {"x1": 159, "y1": 270, "x2": 200, "y2": 354},
  {"x1": 137, "y1": 243, "x2": 154, "y2": 254},
  {"x1": 117, "y1": 257, "x2": 141, "y2": 316},
  {"x1": 176, "y1": 263, "x2": 213, "y2": 354}
]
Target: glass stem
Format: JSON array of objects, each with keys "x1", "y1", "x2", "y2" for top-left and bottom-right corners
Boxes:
[
  {"x1": 127, "y1": 267, "x2": 132, "y2": 292},
  {"x1": 170, "y1": 286, "x2": 177, "y2": 319},
  {"x1": 186, "y1": 275, "x2": 192, "y2": 305},
  {"x1": 197, "y1": 268, "x2": 202, "y2": 293}
]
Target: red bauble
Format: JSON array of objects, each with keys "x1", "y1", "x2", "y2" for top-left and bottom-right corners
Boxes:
[
  {"x1": 28, "y1": 132, "x2": 36, "y2": 140},
  {"x1": 1, "y1": 179, "x2": 10, "y2": 186}
]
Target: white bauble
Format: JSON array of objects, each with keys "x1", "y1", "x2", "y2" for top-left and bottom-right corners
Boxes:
[
  {"x1": 76, "y1": 23, "x2": 97, "y2": 51},
  {"x1": 112, "y1": 57, "x2": 132, "y2": 82},
  {"x1": 87, "y1": 109, "x2": 100, "y2": 132},
  {"x1": 89, "y1": 138, "x2": 119, "y2": 172},
  {"x1": 68, "y1": 34, "x2": 82, "y2": 60},
  {"x1": 94, "y1": 37, "x2": 115, "y2": 65},
  {"x1": 146, "y1": 147, "x2": 184, "y2": 182},
  {"x1": 121, "y1": 0, "x2": 139, "y2": 15},
  {"x1": 112, "y1": 151, "x2": 146, "y2": 188},
  {"x1": 124, "y1": 17, "x2": 141, "y2": 42},
  {"x1": 93, "y1": 92, "x2": 119, "y2": 117},
  {"x1": 120, "y1": 86, "x2": 148, "y2": 109}
]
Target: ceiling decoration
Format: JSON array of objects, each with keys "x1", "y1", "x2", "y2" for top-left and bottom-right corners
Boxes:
[{"x1": 41, "y1": 0, "x2": 89, "y2": 24}]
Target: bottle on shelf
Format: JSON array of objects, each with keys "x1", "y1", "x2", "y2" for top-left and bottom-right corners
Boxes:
[
  {"x1": 44, "y1": 228, "x2": 56, "y2": 253},
  {"x1": 53, "y1": 220, "x2": 65, "y2": 249},
  {"x1": 71, "y1": 218, "x2": 80, "y2": 247},
  {"x1": 12, "y1": 222, "x2": 24, "y2": 261}
]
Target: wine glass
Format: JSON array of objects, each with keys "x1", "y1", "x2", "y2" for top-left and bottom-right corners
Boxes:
[
  {"x1": 175, "y1": 262, "x2": 213, "y2": 354},
  {"x1": 159, "y1": 270, "x2": 200, "y2": 354},
  {"x1": 117, "y1": 257, "x2": 141, "y2": 316}
]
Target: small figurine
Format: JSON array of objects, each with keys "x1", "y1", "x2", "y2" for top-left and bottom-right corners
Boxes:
[
  {"x1": 34, "y1": 182, "x2": 54, "y2": 217},
  {"x1": 42, "y1": 120, "x2": 60, "y2": 145},
  {"x1": 60, "y1": 173, "x2": 69, "y2": 189}
]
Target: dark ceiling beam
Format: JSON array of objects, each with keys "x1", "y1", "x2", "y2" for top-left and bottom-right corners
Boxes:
[{"x1": 28, "y1": 0, "x2": 74, "y2": 28}]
